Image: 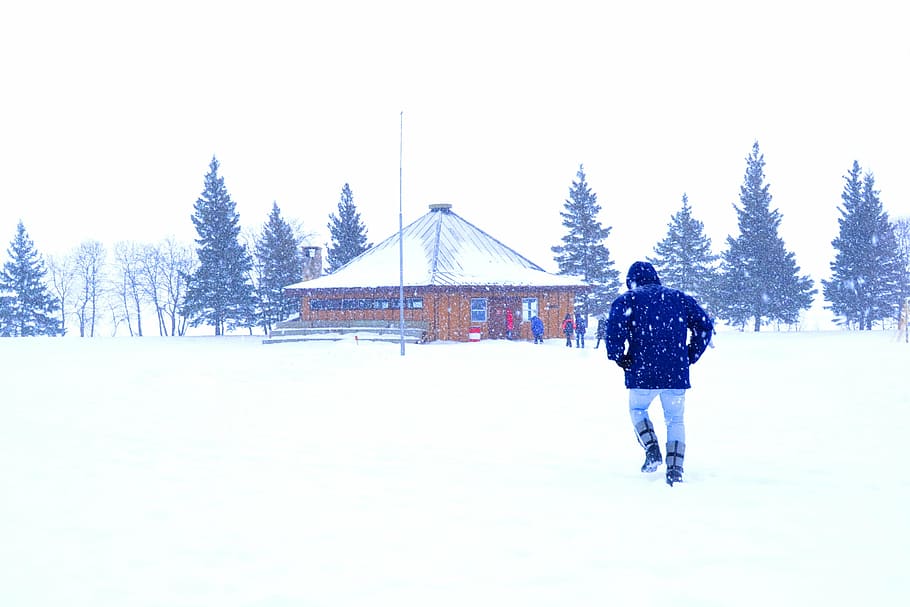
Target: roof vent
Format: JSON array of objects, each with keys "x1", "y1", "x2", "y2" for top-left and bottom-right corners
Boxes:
[{"x1": 429, "y1": 203, "x2": 452, "y2": 212}]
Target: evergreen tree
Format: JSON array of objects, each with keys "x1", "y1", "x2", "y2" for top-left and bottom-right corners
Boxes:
[
  {"x1": 254, "y1": 202, "x2": 304, "y2": 332},
  {"x1": 717, "y1": 142, "x2": 815, "y2": 331},
  {"x1": 648, "y1": 193, "x2": 719, "y2": 308},
  {"x1": 0, "y1": 221, "x2": 62, "y2": 336},
  {"x1": 822, "y1": 162, "x2": 902, "y2": 329},
  {"x1": 326, "y1": 183, "x2": 371, "y2": 273},
  {"x1": 551, "y1": 164, "x2": 621, "y2": 316},
  {"x1": 183, "y1": 156, "x2": 255, "y2": 335},
  {"x1": 0, "y1": 288, "x2": 9, "y2": 331}
]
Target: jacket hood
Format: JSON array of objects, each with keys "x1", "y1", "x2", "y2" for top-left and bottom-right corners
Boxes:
[{"x1": 626, "y1": 261, "x2": 661, "y2": 289}]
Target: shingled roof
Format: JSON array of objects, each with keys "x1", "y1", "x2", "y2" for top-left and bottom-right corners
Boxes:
[{"x1": 285, "y1": 203, "x2": 587, "y2": 290}]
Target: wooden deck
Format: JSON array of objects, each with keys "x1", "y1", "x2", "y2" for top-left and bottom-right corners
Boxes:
[{"x1": 263, "y1": 320, "x2": 428, "y2": 344}]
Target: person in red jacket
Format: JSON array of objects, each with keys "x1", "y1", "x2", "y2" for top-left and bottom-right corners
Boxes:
[
  {"x1": 562, "y1": 313, "x2": 574, "y2": 347},
  {"x1": 506, "y1": 308, "x2": 514, "y2": 340}
]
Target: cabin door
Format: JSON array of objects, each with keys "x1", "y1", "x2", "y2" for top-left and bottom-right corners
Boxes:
[{"x1": 488, "y1": 296, "x2": 519, "y2": 340}]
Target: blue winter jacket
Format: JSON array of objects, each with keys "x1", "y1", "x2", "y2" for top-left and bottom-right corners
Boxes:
[
  {"x1": 606, "y1": 261, "x2": 713, "y2": 389},
  {"x1": 530, "y1": 316, "x2": 544, "y2": 336}
]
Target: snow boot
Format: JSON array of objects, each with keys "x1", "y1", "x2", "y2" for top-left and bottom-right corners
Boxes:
[
  {"x1": 666, "y1": 441, "x2": 685, "y2": 486},
  {"x1": 635, "y1": 419, "x2": 662, "y2": 473}
]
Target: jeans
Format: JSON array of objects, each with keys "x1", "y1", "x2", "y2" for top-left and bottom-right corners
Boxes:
[{"x1": 629, "y1": 388, "x2": 686, "y2": 444}]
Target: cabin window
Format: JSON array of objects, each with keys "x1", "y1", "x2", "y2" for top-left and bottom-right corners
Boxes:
[
  {"x1": 470, "y1": 298, "x2": 487, "y2": 322},
  {"x1": 309, "y1": 299, "x2": 342, "y2": 310},
  {"x1": 522, "y1": 298, "x2": 538, "y2": 321}
]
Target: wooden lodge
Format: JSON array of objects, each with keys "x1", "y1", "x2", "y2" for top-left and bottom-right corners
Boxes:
[{"x1": 280, "y1": 203, "x2": 589, "y2": 343}]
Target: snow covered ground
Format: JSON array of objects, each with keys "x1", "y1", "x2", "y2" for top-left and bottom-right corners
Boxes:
[{"x1": 1, "y1": 330, "x2": 908, "y2": 606}]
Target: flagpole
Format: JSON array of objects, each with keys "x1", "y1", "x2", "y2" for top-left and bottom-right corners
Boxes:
[{"x1": 399, "y1": 111, "x2": 405, "y2": 356}]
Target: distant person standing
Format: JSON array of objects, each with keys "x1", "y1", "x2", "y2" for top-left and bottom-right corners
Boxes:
[
  {"x1": 506, "y1": 308, "x2": 514, "y2": 340},
  {"x1": 594, "y1": 314, "x2": 607, "y2": 349},
  {"x1": 606, "y1": 261, "x2": 713, "y2": 486},
  {"x1": 562, "y1": 313, "x2": 574, "y2": 347},
  {"x1": 530, "y1": 315, "x2": 545, "y2": 344},
  {"x1": 574, "y1": 312, "x2": 587, "y2": 348}
]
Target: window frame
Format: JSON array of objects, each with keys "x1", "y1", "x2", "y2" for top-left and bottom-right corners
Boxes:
[
  {"x1": 521, "y1": 297, "x2": 538, "y2": 322},
  {"x1": 470, "y1": 298, "x2": 488, "y2": 322}
]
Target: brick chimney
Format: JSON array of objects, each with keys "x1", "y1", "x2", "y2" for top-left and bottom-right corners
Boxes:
[{"x1": 301, "y1": 246, "x2": 322, "y2": 281}]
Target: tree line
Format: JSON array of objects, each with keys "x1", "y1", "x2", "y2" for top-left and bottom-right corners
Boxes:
[
  {"x1": 0, "y1": 156, "x2": 371, "y2": 336},
  {"x1": 555, "y1": 142, "x2": 910, "y2": 331},
  {"x1": 3, "y1": 144, "x2": 908, "y2": 336}
]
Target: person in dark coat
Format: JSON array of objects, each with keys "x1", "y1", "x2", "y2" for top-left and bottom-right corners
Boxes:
[
  {"x1": 562, "y1": 313, "x2": 574, "y2": 347},
  {"x1": 530, "y1": 315, "x2": 545, "y2": 344},
  {"x1": 593, "y1": 314, "x2": 607, "y2": 349},
  {"x1": 574, "y1": 312, "x2": 587, "y2": 348},
  {"x1": 606, "y1": 261, "x2": 713, "y2": 486}
]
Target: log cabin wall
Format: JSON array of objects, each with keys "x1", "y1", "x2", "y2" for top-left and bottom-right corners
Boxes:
[{"x1": 295, "y1": 285, "x2": 586, "y2": 342}]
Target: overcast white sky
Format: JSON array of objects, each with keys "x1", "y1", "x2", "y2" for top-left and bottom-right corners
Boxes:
[{"x1": 2, "y1": 1, "x2": 908, "y2": 312}]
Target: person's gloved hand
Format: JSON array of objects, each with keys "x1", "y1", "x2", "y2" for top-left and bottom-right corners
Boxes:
[{"x1": 616, "y1": 354, "x2": 633, "y2": 370}]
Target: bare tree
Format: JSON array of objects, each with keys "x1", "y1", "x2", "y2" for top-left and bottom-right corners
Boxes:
[
  {"x1": 72, "y1": 240, "x2": 107, "y2": 337},
  {"x1": 112, "y1": 241, "x2": 145, "y2": 336},
  {"x1": 289, "y1": 218, "x2": 318, "y2": 246},
  {"x1": 137, "y1": 242, "x2": 167, "y2": 336},
  {"x1": 135, "y1": 238, "x2": 193, "y2": 336},
  {"x1": 106, "y1": 298, "x2": 125, "y2": 336},
  {"x1": 895, "y1": 217, "x2": 910, "y2": 341},
  {"x1": 895, "y1": 217, "x2": 910, "y2": 283},
  {"x1": 158, "y1": 238, "x2": 195, "y2": 336},
  {"x1": 47, "y1": 253, "x2": 76, "y2": 335},
  {"x1": 240, "y1": 227, "x2": 266, "y2": 335}
]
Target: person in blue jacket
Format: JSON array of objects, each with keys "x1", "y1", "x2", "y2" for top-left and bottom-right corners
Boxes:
[
  {"x1": 606, "y1": 261, "x2": 713, "y2": 486},
  {"x1": 574, "y1": 312, "x2": 587, "y2": 348},
  {"x1": 530, "y1": 315, "x2": 545, "y2": 344}
]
